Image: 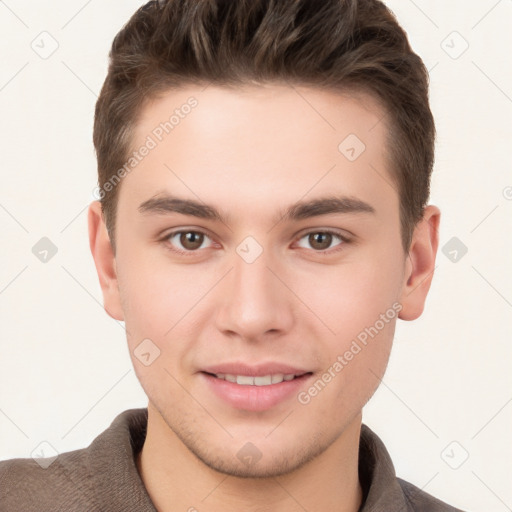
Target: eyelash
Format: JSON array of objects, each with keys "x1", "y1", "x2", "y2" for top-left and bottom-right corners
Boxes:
[{"x1": 160, "y1": 228, "x2": 350, "y2": 257}]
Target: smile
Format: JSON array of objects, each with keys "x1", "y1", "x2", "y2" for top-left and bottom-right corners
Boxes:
[
  {"x1": 209, "y1": 373, "x2": 303, "y2": 386},
  {"x1": 201, "y1": 371, "x2": 313, "y2": 411}
]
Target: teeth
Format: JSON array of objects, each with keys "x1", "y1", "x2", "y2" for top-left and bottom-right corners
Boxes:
[
  {"x1": 254, "y1": 375, "x2": 272, "y2": 386},
  {"x1": 236, "y1": 375, "x2": 255, "y2": 385},
  {"x1": 271, "y1": 373, "x2": 284, "y2": 384},
  {"x1": 214, "y1": 373, "x2": 298, "y2": 385}
]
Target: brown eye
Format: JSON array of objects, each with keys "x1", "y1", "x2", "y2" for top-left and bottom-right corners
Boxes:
[
  {"x1": 165, "y1": 230, "x2": 212, "y2": 253},
  {"x1": 308, "y1": 232, "x2": 332, "y2": 250},
  {"x1": 296, "y1": 230, "x2": 347, "y2": 252},
  {"x1": 179, "y1": 231, "x2": 204, "y2": 250}
]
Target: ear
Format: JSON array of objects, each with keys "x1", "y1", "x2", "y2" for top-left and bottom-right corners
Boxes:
[
  {"x1": 398, "y1": 205, "x2": 440, "y2": 321},
  {"x1": 88, "y1": 201, "x2": 124, "y2": 321}
]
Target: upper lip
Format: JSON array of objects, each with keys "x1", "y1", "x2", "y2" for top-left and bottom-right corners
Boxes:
[{"x1": 201, "y1": 362, "x2": 311, "y2": 377}]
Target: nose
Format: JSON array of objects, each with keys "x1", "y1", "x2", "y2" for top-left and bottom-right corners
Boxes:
[{"x1": 214, "y1": 244, "x2": 295, "y2": 342}]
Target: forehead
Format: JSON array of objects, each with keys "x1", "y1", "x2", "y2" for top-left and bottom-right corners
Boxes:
[
  {"x1": 121, "y1": 83, "x2": 396, "y2": 224},
  {"x1": 134, "y1": 82, "x2": 389, "y2": 149}
]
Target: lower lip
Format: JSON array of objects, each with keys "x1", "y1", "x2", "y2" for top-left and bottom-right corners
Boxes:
[{"x1": 201, "y1": 372, "x2": 313, "y2": 412}]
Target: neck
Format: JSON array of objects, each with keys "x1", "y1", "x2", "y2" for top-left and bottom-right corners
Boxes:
[{"x1": 136, "y1": 403, "x2": 363, "y2": 512}]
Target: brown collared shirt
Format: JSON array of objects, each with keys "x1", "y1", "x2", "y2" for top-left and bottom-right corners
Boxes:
[{"x1": 0, "y1": 408, "x2": 465, "y2": 511}]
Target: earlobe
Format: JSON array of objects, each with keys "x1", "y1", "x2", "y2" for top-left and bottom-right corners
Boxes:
[
  {"x1": 398, "y1": 205, "x2": 441, "y2": 321},
  {"x1": 88, "y1": 201, "x2": 124, "y2": 321}
]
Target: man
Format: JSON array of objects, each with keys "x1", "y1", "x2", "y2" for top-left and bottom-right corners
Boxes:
[{"x1": 0, "y1": 0, "x2": 465, "y2": 510}]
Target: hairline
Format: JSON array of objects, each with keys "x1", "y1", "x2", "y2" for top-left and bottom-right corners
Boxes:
[{"x1": 102, "y1": 80, "x2": 408, "y2": 254}]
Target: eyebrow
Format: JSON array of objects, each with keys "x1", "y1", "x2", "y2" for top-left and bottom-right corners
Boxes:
[{"x1": 138, "y1": 193, "x2": 375, "y2": 225}]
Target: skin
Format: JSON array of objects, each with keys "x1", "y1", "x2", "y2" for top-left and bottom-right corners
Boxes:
[{"x1": 88, "y1": 83, "x2": 439, "y2": 512}]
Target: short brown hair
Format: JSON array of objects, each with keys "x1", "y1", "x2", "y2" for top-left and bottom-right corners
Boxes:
[{"x1": 93, "y1": 0, "x2": 435, "y2": 253}]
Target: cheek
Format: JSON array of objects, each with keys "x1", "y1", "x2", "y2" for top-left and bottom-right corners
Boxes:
[
  {"x1": 116, "y1": 253, "x2": 175, "y2": 341},
  {"x1": 116, "y1": 255, "x2": 192, "y2": 396},
  {"x1": 116, "y1": 251, "x2": 218, "y2": 351},
  {"x1": 290, "y1": 251, "x2": 401, "y2": 400},
  {"x1": 291, "y1": 255, "x2": 403, "y2": 341},
  {"x1": 299, "y1": 299, "x2": 397, "y2": 420}
]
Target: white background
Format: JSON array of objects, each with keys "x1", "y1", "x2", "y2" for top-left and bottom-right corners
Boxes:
[{"x1": 1, "y1": 1, "x2": 511, "y2": 510}]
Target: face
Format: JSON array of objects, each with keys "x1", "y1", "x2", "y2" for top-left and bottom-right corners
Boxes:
[{"x1": 91, "y1": 83, "x2": 426, "y2": 478}]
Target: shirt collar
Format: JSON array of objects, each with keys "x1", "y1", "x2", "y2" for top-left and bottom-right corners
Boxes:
[
  {"x1": 358, "y1": 423, "x2": 409, "y2": 510},
  {"x1": 88, "y1": 408, "x2": 410, "y2": 511}
]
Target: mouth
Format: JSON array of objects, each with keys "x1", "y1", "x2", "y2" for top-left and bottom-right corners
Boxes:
[
  {"x1": 202, "y1": 371, "x2": 312, "y2": 386},
  {"x1": 200, "y1": 370, "x2": 314, "y2": 411}
]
